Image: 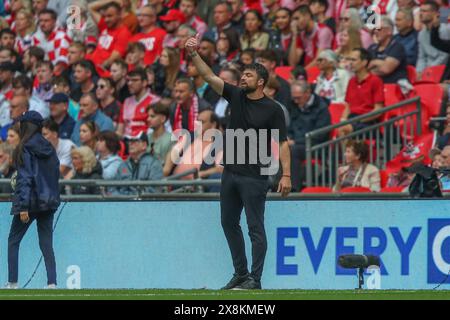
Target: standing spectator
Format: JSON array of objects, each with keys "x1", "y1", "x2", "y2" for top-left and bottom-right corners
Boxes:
[
  {"x1": 335, "y1": 26, "x2": 362, "y2": 71},
  {"x1": 255, "y1": 49, "x2": 291, "y2": 107},
  {"x1": 240, "y1": 10, "x2": 270, "y2": 51},
  {"x1": 96, "y1": 131, "x2": 123, "y2": 180},
  {"x1": 117, "y1": 68, "x2": 155, "y2": 138},
  {"x1": 289, "y1": 5, "x2": 334, "y2": 68},
  {"x1": 14, "y1": 9, "x2": 36, "y2": 55},
  {"x1": 153, "y1": 47, "x2": 183, "y2": 98},
  {"x1": 70, "y1": 60, "x2": 97, "y2": 103},
  {"x1": 268, "y1": 7, "x2": 292, "y2": 65},
  {"x1": 96, "y1": 77, "x2": 121, "y2": 126},
  {"x1": 338, "y1": 48, "x2": 385, "y2": 137},
  {"x1": 32, "y1": 9, "x2": 71, "y2": 75},
  {"x1": 110, "y1": 59, "x2": 131, "y2": 103},
  {"x1": 130, "y1": 5, "x2": 167, "y2": 65},
  {"x1": 147, "y1": 103, "x2": 174, "y2": 165},
  {"x1": 71, "y1": 93, "x2": 114, "y2": 146},
  {"x1": 114, "y1": 132, "x2": 163, "y2": 195},
  {"x1": 47, "y1": 93, "x2": 76, "y2": 140},
  {"x1": 12, "y1": 75, "x2": 49, "y2": 118},
  {"x1": 67, "y1": 146, "x2": 103, "y2": 194},
  {"x1": 368, "y1": 16, "x2": 408, "y2": 84},
  {"x1": 314, "y1": 49, "x2": 351, "y2": 103},
  {"x1": 160, "y1": 9, "x2": 186, "y2": 48},
  {"x1": 42, "y1": 118, "x2": 76, "y2": 177},
  {"x1": 288, "y1": 81, "x2": 331, "y2": 190},
  {"x1": 393, "y1": 8, "x2": 419, "y2": 66},
  {"x1": 334, "y1": 140, "x2": 381, "y2": 192},
  {"x1": 180, "y1": 0, "x2": 208, "y2": 37},
  {"x1": 32, "y1": 61, "x2": 53, "y2": 102},
  {"x1": 87, "y1": 1, "x2": 132, "y2": 73},
  {"x1": 310, "y1": 0, "x2": 336, "y2": 34},
  {"x1": 416, "y1": 0, "x2": 450, "y2": 77},
  {"x1": 79, "y1": 120, "x2": 99, "y2": 152}
]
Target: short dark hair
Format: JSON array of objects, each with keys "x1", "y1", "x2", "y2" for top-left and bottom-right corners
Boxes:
[
  {"x1": 216, "y1": 1, "x2": 233, "y2": 13},
  {"x1": 311, "y1": 0, "x2": 329, "y2": 11},
  {"x1": 74, "y1": 59, "x2": 96, "y2": 76},
  {"x1": 256, "y1": 49, "x2": 278, "y2": 64},
  {"x1": 39, "y1": 8, "x2": 58, "y2": 21},
  {"x1": 346, "y1": 140, "x2": 370, "y2": 163},
  {"x1": 276, "y1": 7, "x2": 292, "y2": 17},
  {"x1": 353, "y1": 47, "x2": 371, "y2": 65},
  {"x1": 27, "y1": 46, "x2": 45, "y2": 61},
  {"x1": 150, "y1": 102, "x2": 170, "y2": 120},
  {"x1": 199, "y1": 108, "x2": 220, "y2": 129},
  {"x1": 98, "y1": 131, "x2": 121, "y2": 154},
  {"x1": 128, "y1": 42, "x2": 146, "y2": 53},
  {"x1": 52, "y1": 75, "x2": 70, "y2": 87},
  {"x1": 175, "y1": 77, "x2": 195, "y2": 92},
  {"x1": 243, "y1": 63, "x2": 269, "y2": 87},
  {"x1": 294, "y1": 5, "x2": 313, "y2": 17},
  {"x1": 103, "y1": 1, "x2": 122, "y2": 12},
  {"x1": 42, "y1": 118, "x2": 59, "y2": 135},
  {"x1": 0, "y1": 28, "x2": 15, "y2": 38},
  {"x1": 220, "y1": 67, "x2": 241, "y2": 83},
  {"x1": 128, "y1": 68, "x2": 147, "y2": 81},
  {"x1": 12, "y1": 75, "x2": 32, "y2": 94},
  {"x1": 37, "y1": 60, "x2": 54, "y2": 71},
  {"x1": 111, "y1": 59, "x2": 128, "y2": 71},
  {"x1": 423, "y1": 1, "x2": 439, "y2": 11}
]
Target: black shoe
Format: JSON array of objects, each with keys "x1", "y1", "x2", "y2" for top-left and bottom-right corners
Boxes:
[
  {"x1": 232, "y1": 276, "x2": 262, "y2": 290},
  {"x1": 221, "y1": 273, "x2": 249, "y2": 290}
]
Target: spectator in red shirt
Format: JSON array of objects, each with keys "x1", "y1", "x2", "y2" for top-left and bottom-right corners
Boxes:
[
  {"x1": 130, "y1": 5, "x2": 167, "y2": 65},
  {"x1": 338, "y1": 48, "x2": 385, "y2": 137},
  {"x1": 180, "y1": 0, "x2": 208, "y2": 38},
  {"x1": 87, "y1": 1, "x2": 132, "y2": 73},
  {"x1": 289, "y1": 5, "x2": 334, "y2": 68},
  {"x1": 117, "y1": 68, "x2": 154, "y2": 138}
]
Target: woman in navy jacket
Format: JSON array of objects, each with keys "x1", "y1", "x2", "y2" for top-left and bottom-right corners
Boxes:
[{"x1": 6, "y1": 111, "x2": 60, "y2": 289}]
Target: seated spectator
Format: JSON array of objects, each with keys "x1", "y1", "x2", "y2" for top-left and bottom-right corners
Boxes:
[
  {"x1": 289, "y1": 5, "x2": 334, "y2": 68},
  {"x1": 263, "y1": 76, "x2": 290, "y2": 128},
  {"x1": 71, "y1": 93, "x2": 114, "y2": 146},
  {"x1": 289, "y1": 65, "x2": 308, "y2": 84},
  {"x1": 1, "y1": 94, "x2": 29, "y2": 141},
  {"x1": 79, "y1": 120, "x2": 99, "y2": 152},
  {"x1": 314, "y1": 49, "x2": 351, "y2": 103},
  {"x1": 334, "y1": 140, "x2": 381, "y2": 192},
  {"x1": 153, "y1": 47, "x2": 184, "y2": 98},
  {"x1": 255, "y1": 49, "x2": 292, "y2": 107},
  {"x1": 198, "y1": 37, "x2": 221, "y2": 73},
  {"x1": 70, "y1": 60, "x2": 98, "y2": 103},
  {"x1": 338, "y1": 48, "x2": 384, "y2": 137},
  {"x1": 22, "y1": 46, "x2": 45, "y2": 80},
  {"x1": 161, "y1": 9, "x2": 186, "y2": 48},
  {"x1": 117, "y1": 68, "x2": 156, "y2": 138},
  {"x1": 240, "y1": 10, "x2": 270, "y2": 51},
  {"x1": 229, "y1": 0, "x2": 245, "y2": 32},
  {"x1": 114, "y1": 131, "x2": 163, "y2": 195},
  {"x1": 393, "y1": 8, "x2": 419, "y2": 66},
  {"x1": 288, "y1": 81, "x2": 331, "y2": 191},
  {"x1": 176, "y1": 25, "x2": 197, "y2": 72},
  {"x1": 239, "y1": 48, "x2": 256, "y2": 66},
  {"x1": 110, "y1": 59, "x2": 131, "y2": 103},
  {"x1": 268, "y1": 7, "x2": 292, "y2": 65},
  {"x1": 96, "y1": 131, "x2": 123, "y2": 180},
  {"x1": 169, "y1": 78, "x2": 211, "y2": 134},
  {"x1": 368, "y1": 16, "x2": 408, "y2": 84},
  {"x1": 430, "y1": 148, "x2": 444, "y2": 169},
  {"x1": 0, "y1": 29, "x2": 15, "y2": 51},
  {"x1": 147, "y1": 103, "x2": 175, "y2": 166},
  {"x1": 130, "y1": 5, "x2": 167, "y2": 65},
  {"x1": 47, "y1": 93, "x2": 76, "y2": 140},
  {"x1": 309, "y1": 0, "x2": 336, "y2": 34},
  {"x1": 264, "y1": 0, "x2": 282, "y2": 30},
  {"x1": 187, "y1": 54, "x2": 211, "y2": 98},
  {"x1": 180, "y1": 0, "x2": 208, "y2": 38},
  {"x1": 0, "y1": 61, "x2": 14, "y2": 98},
  {"x1": 417, "y1": 1, "x2": 450, "y2": 77},
  {"x1": 96, "y1": 77, "x2": 121, "y2": 126},
  {"x1": 6, "y1": 124, "x2": 20, "y2": 148},
  {"x1": 12, "y1": 75, "x2": 49, "y2": 119},
  {"x1": 42, "y1": 118, "x2": 76, "y2": 177},
  {"x1": 204, "y1": 1, "x2": 237, "y2": 41},
  {"x1": 438, "y1": 146, "x2": 450, "y2": 190},
  {"x1": 66, "y1": 146, "x2": 103, "y2": 194},
  {"x1": 14, "y1": 9, "x2": 35, "y2": 55},
  {"x1": 33, "y1": 61, "x2": 54, "y2": 102},
  {"x1": 437, "y1": 105, "x2": 450, "y2": 149},
  {"x1": 125, "y1": 42, "x2": 146, "y2": 71},
  {"x1": 52, "y1": 76, "x2": 81, "y2": 121},
  {"x1": 86, "y1": 1, "x2": 132, "y2": 74},
  {"x1": 337, "y1": 8, "x2": 373, "y2": 49},
  {"x1": 63, "y1": 42, "x2": 87, "y2": 92},
  {"x1": 164, "y1": 109, "x2": 223, "y2": 181},
  {"x1": 335, "y1": 26, "x2": 362, "y2": 71},
  {"x1": 0, "y1": 142, "x2": 14, "y2": 194}
]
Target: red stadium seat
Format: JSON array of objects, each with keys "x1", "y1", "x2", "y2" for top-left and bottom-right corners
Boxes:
[
  {"x1": 380, "y1": 187, "x2": 405, "y2": 193},
  {"x1": 411, "y1": 84, "x2": 444, "y2": 118},
  {"x1": 328, "y1": 103, "x2": 346, "y2": 138},
  {"x1": 274, "y1": 66, "x2": 293, "y2": 81},
  {"x1": 407, "y1": 65, "x2": 417, "y2": 84},
  {"x1": 339, "y1": 186, "x2": 372, "y2": 193},
  {"x1": 420, "y1": 65, "x2": 446, "y2": 83},
  {"x1": 306, "y1": 66, "x2": 320, "y2": 84},
  {"x1": 301, "y1": 186, "x2": 333, "y2": 193},
  {"x1": 379, "y1": 170, "x2": 389, "y2": 188}
]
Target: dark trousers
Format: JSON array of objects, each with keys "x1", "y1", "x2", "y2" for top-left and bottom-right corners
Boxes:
[
  {"x1": 8, "y1": 210, "x2": 57, "y2": 285},
  {"x1": 290, "y1": 144, "x2": 306, "y2": 191},
  {"x1": 220, "y1": 170, "x2": 269, "y2": 281}
]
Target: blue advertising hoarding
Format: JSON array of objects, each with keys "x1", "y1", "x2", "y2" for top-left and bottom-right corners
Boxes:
[{"x1": 0, "y1": 200, "x2": 448, "y2": 289}]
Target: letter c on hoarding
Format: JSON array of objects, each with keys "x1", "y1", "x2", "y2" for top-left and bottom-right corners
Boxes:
[{"x1": 432, "y1": 226, "x2": 450, "y2": 275}]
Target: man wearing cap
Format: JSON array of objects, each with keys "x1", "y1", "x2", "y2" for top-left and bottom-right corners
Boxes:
[
  {"x1": 113, "y1": 131, "x2": 163, "y2": 195},
  {"x1": 47, "y1": 93, "x2": 76, "y2": 140},
  {"x1": 161, "y1": 9, "x2": 186, "y2": 48}
]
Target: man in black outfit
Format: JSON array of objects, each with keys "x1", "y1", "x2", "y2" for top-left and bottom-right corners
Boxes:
[{"x1": 185, "y1": 34, "x2": 292, "y2": 290}]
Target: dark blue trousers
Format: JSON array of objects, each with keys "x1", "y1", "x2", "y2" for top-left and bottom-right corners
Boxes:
[
  {"x1": 220, "y1": 170, "x2": 269, "y2": 281},
  {"x1": 8, "y1": 210, "x2": 57, "y2": 285}
]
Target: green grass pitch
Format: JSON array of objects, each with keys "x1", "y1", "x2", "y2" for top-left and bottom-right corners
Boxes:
[{"x1": 0, "y1": 289, "x2": 448, "y2": 300}]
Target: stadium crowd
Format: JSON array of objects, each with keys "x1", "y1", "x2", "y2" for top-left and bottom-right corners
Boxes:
[{"x1": 0, "y1": 0, "x2": 448, "y2": 194}]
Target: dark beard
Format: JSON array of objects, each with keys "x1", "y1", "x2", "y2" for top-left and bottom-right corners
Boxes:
[{"x1": 243, "y1": 86, "x2": 257, "y2": 94}]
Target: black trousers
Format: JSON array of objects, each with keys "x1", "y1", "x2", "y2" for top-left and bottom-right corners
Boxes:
[
  {"x1": 290, "y1": 144, "x2": 306, "y2": 192},
  {"x1": 220, "y1": 169, "x2": 269, "y2": 281},
  {"x1": 8, "y1": 210, "x2": 57, "y2": 285}
]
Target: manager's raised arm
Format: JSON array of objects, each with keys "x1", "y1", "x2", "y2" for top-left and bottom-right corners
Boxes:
[{"x1": 185, "y1": 35, "x2": 224, "y2": 95}]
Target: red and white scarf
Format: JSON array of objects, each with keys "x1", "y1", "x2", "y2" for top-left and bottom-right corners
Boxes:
[{"x1": 173, "y1": 94, "x2": 199, "y2": 132}]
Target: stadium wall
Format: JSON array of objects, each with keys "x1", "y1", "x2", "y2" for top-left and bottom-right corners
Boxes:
[{"x1": 0, "y1": 200, "x2": 449, "y2": 290}]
